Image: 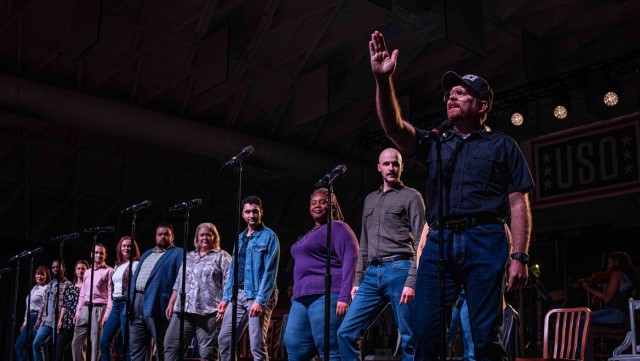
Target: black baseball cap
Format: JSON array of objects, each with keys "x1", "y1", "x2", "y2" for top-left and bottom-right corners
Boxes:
[{"x1": 441, "y1": 71, "x2": 493, "y2": 111}]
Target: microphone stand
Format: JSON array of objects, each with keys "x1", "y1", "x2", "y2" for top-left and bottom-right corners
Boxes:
[
  {"x1": 86, "y1": 231, "x2": 100, "y2": 361},
  {"x1": 435, "y1": 127, "x2": 447, "y2": 361},
  {"x1": 177, "y1": 209, "x2": 192, "y2": 360},
  {"x1": 25, "y1": 253, "x2": 36, "y2": 360},
  {"x1": 231, "y1": 161, "x2": 243, "y2": 361},
  {"x1": 121, "y1": 200, "x2": 151, "y2": 353},
  {"x1": 0, "y1": 266, "x2": 13, "y2": 361},
  {"x1": 122, "y1": 203, "x2": 148, "y2": 359},
  {"x1": 323, "y1": 185, "x2": 334, "y2": 361},
  {"x1": 8, "y1": 258, "x2": 22, "y2": 361},
  {"x1": 52, "y1": 239, "x2": 66, "y2": 359},
  {"x1": 220, "y1": 145, "x2": 253, "y2": 361},
  {"x1": 167, "y1": 199, "x2": 201, "y2": 360},
  {"x1": 126, "y1": 211, "x2": 136, "y2": 359}
]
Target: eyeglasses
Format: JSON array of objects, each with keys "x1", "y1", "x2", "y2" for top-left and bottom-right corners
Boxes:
[{"x1": 443, "y1": 88, "x2": 474, "y2": 102}]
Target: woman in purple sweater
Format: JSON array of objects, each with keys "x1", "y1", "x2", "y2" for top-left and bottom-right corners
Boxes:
[{"x1": 284, "y1": 188, "x2": 359, "y2": 361}]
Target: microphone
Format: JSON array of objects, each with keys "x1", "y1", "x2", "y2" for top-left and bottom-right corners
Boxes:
[
  {"x1": 220, "y1": 146, "x2": 254, "y2": 170},
  {"x1": 121, "y1": 200, "x2": 152, "y2": 214},
  {"x1": 8, "y1": 251, "x2": 28, "y2": 262},
  {"x1": 24, "y1": 247, "x2": 44, "y2": 256},
  {"x1": 52, "y1": 232, "x2": 80, "y2": 241},
  {"x1": 169, "y1": 198, "x2": 203, "y2": 212},
  {"x1": 314, "y1": 164, "x2": 347, "y2": 188},
  {"x1": 84, "y1": 226, "x2": 116, "y2": 234},
  {"x1": 421, "y1": 119, "x2": 454, "y2": 142}
]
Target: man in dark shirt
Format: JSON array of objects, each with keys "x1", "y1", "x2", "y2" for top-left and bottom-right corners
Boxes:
[
  {"x1": 368, "y1": 30, "x2": 534, "y2": 361},
  {"x1": 337, "y1": 147, "x2": 425, "y2": 361}
]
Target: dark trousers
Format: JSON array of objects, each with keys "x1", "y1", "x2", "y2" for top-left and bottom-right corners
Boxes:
[
  {"x1": 130, "y1": 293, "x2": 169, "y2": 361},
  {"x1": 55, "y1": 328, "x2": 74, "y2": 361}
]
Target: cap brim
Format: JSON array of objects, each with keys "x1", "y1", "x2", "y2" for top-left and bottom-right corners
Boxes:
[{"x1": 441, "y1": 71, "x2": 465, "y2": 91}]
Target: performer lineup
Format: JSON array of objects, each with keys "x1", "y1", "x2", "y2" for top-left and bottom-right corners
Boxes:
[{"x1": 9, "y1": 30, "x2": 544, "y2": 361}]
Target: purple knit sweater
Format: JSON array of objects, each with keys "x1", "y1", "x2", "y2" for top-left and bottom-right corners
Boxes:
[{"x1": 290, "y1": 220, "x2": 359, "y2": 303}]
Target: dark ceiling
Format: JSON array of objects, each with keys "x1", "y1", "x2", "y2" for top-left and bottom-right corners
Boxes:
[{"x1": 1, "y1": 0, "x2": 640, "y2": 272}]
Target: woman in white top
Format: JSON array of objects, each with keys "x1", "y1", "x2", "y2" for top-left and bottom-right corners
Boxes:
[
  {"x1": 15, "y1": 265, "x2": 51, "y2": 361},
  {"x1": 99, "y1": 236, "x2": 140, "y2": 361}
]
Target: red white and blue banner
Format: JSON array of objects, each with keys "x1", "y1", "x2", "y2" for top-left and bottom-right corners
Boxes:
[{"x1": 523, "y1": 113, "x2": 640, "y2": 209}]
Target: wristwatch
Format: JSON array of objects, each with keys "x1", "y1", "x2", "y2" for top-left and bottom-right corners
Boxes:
[{"x1": 510, "y1": 252, "x2": 529, "y2": 265}]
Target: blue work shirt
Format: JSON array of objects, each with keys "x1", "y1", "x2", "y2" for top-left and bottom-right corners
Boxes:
[
  {"x1": 414, "y1": 125, "x2": 534, "y2": 224},
  {"x1": 222, "y1": 223, "x2": 280, "y2": 306}
]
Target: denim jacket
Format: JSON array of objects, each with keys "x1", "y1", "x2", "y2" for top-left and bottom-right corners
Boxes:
[{"x1": 222, "y1": 223, "x2": 280, "y2": 306}]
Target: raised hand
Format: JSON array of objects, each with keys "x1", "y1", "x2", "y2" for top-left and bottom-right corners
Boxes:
[{"x1": 370, "y1": 31, "x2": 398, "y2": 78}]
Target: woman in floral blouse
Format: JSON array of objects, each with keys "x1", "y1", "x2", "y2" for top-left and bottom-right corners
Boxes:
[
  {"x1": 56, "y1": 260, "x2": 89, "y2": 361},
  {"x1": 164, "y1": 222, "x2": 231, "y2": 361}
]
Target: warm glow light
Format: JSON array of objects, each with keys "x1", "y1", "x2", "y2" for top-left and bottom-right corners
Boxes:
[
  {"x1": 511, "y1": 112, "x2": 524, "y2": 126},
  {"x1": 554, "y1": 105, "x2": 568, "y2": 119},
  {"x1": 603, "y1": 91, "x2": 619, "y2": 106}
]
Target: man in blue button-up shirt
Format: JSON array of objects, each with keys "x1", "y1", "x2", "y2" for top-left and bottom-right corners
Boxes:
[
  {"x1": 369, "y1": 31, "x2": 534, "y2": 361},
  {"x1": 218, "y1": 196, "x2": 280, "y2": 361}
]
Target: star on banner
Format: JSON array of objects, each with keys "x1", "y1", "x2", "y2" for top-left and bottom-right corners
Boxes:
[
  {"x1": 544, "y1": 179, "x2": 553, "y2": 189},
  {"x1": 542, "y1": 153, "x2": 552, "y2": 163},
  {"x1": 624, "y1": 163, "x2": 634, "y2": 174},
  {"x1": 543, "y1": 167, "x2": 552, "y2": 177},
  {"x1": 621, "y1": 135, "x2": 632, "y2": 146}
]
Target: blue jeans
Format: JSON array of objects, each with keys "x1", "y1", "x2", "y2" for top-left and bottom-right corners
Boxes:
[
  {"x1": 33, "y1": 324, "x2": 55, "y2": 361},
  {"x1": 414, "y1": 224, "x2": 509, "y2": 361},
  {"x1": 15, "y1": 313, "x2": 39, "y2": 361},
  {"x1": 284, "y1": 293, "x2": 342, "y2": 361},
  {"x1": 577, "y1": 307, "x2": 625, "y2": 361},
  {"x1": 591, "y1": 307, "x2": 625, "y2": 325},
  {"x1": 337, "y1": 259, "x2": 414, "y2": 361},
  {"x1": 447, "y1": 291, "x2": 475, "y2": 361},
  {"x1": 100, "y1": 300, "x2": 129, "y2": 361}
]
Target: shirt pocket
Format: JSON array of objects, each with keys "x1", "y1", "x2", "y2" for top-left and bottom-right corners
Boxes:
[
  {"x1": 363, "y1": 207, "x2": 375, "y2": 229},
  {"x1": 472, "y1": 152, "x2": 507, "y2": 193},
  {"x1": 383, "y1": 206, "x2": 405, "y2": 228},
  {"x1": 250, "y1": 242, "x2": 268, "y2": 263}
]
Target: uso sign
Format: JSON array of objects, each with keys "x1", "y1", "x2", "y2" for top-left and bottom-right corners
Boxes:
[{"x1": 527, "y1": 113, "x2": 640, "y2": 208}]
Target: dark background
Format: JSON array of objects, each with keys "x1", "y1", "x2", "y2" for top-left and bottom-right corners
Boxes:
[{"x1": 2, "y1": 0, "x2": 640, "y2": 358}]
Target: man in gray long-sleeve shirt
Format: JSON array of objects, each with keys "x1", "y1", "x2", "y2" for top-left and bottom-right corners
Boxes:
[{"x1": 337, "y1": 147, "x2": 425, "y2": 361}]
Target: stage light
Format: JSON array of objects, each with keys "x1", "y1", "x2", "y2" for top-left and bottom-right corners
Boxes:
[
  {"x1": 511, "y1": 112, "x2": 524, "y2": 126},
  {"x1": 509, "y1": 102, "x2": 527, "y2": 126},
  {"x1": 553, "y1": 105, "x2": 568, "y2": 119},
  {"x1": 603, "y1": 91, "x2": 619, "y2": 106},
  {"x1": 553, "y1": 93, "x2": 571, "y2": 120},
  {"x1": 603, "y1": 77, "x2": 622, "y2": 107}
]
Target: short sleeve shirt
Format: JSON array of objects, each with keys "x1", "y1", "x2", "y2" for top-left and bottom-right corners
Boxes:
[{"x1": 414, "y1": 125, "x2": 534, "y2": 224}]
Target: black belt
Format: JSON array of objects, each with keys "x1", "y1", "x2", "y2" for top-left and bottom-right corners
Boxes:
[
  {"x1": 368, "y1": 254, "x2": 412, "y2": 267},
  {"x1": 29, "y1": 310, "x2": 39, "y2": 314},
  {"x1": 84, "y1": 302, "x2": 106, "y2": 307},
  {"x1": 135, "y1": 289, "x2": 144, "y2": 294},
  {"x1": 236, "y1": 282, "x2": 244, "y2": 290},
  {"x1": 112, "y1": 296, "x2": 128, "y2": 302},
  {"x1": 433, "y1": 214, "x2": 504, "y2": 233}
]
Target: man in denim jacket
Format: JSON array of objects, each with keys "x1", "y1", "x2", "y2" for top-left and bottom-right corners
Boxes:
[{"x1": 218, "y1": 195, "x2": 280, "y2": 361}]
